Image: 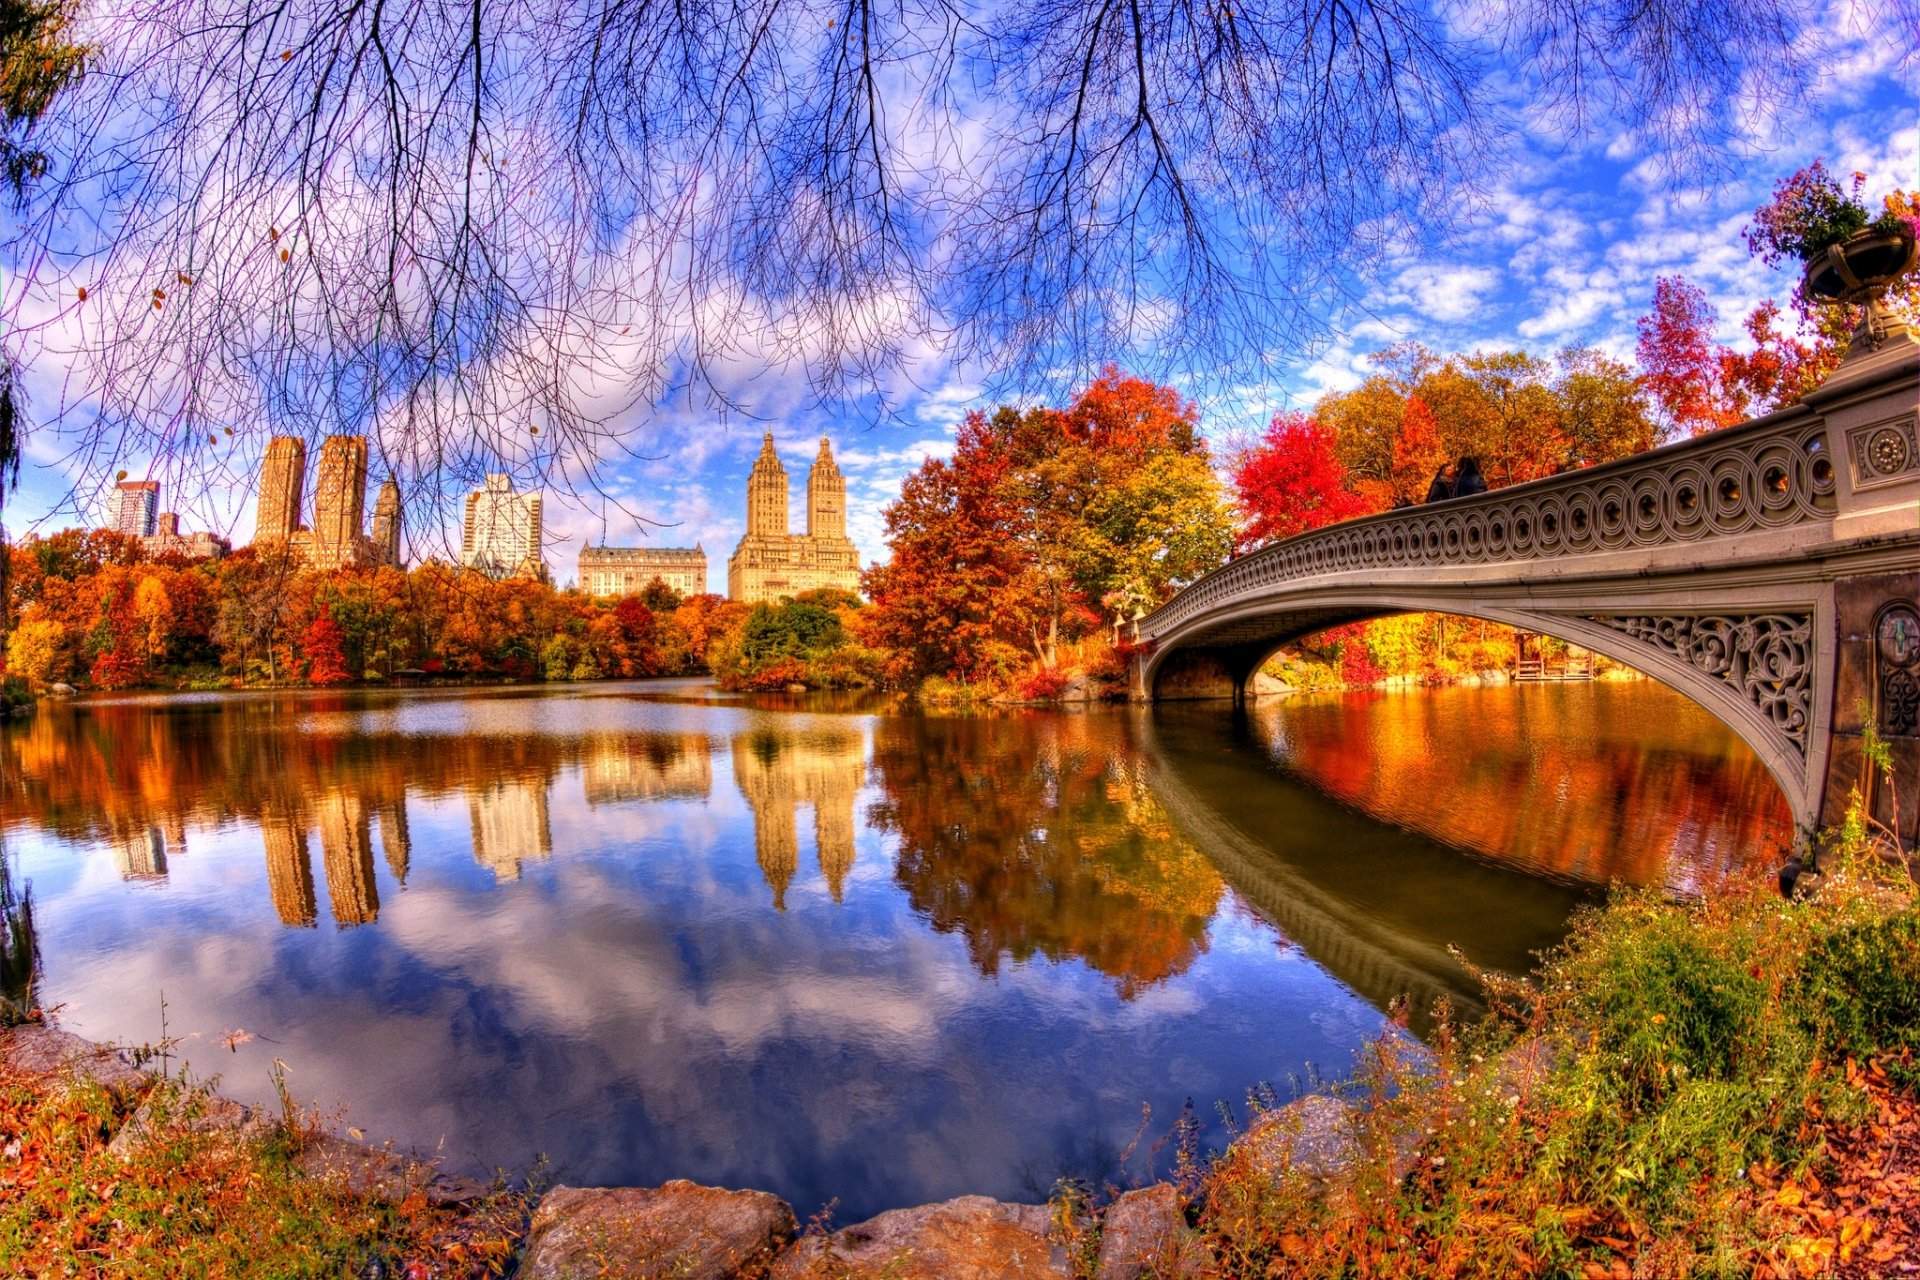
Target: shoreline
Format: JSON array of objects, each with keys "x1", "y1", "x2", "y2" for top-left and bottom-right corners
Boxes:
[{"x1": 7, "y1": 848, "x2": 1914, "y2": 1276}]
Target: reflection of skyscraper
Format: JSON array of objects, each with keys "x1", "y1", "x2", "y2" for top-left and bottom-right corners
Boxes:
[
  {"x1": 112, "y1": 826, "x2": 167, "y2": 880},
  {"x1": 731, "y1": 730, "x2": 865, "y2": 909},
  {"x1": 377, "y1": 798, "x2": 411, "y2": 884},
  {"x1": 263, "y1": 811, "x2": 318, "y2": 927},
  {"x1": 256, "y1": 438, "x2": 307, "y2": 542},
  {"x1": 310, "y1": 435, "x2": 370, "y2": 571},
  {"x1": 581, "y1": 734, "x2": 714, "y2": 804},
  {"x1": 468, "y1": 778, "x2": 552, "y2": 881},
  {"x1": 316, "y1": 790, "x2": 378, "y2": 926},
  {"x1": 371, "y1": 478, "x2": 404, "y2": 568}
]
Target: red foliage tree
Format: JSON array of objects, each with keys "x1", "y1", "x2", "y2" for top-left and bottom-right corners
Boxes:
[
  {"x1": 1230, "y1": 412, "x2": 1374, "y2": 550},
  {"x1": 1635, "y1": 276, "x2": 1740, "y2": 437},
  {"x1": 611, "y1": 596, "x2": 661, "y2": 676},
  {"x1": 862, "y1": 423, "x2": 1035, "y2": 686},
  {"x1": 1060, "y1": 365, "x2": 1203, "y2": 456},
  {"x1": 299, "y1": 608, "x2": 352, "y2": 685}
]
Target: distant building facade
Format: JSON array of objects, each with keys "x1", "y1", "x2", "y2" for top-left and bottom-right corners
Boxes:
[
  {"x1": 249, "y1": 434, "x2": 393, "y2": 571},
  {"x1": 104, "y1": 480, "x2": 159, "y2": 538},
  {"x1": 461, "y1": 474, "x2": 546, "y2": 580},
  {"x1": 727, "y1": 434, "x2": 861, "y2": 603},
  {"x1": 579, "y1": 545, "x2": 707, "y2": 598},
  {"x1": 256, "y1": 438, "x2": 307, "y2": 541},
  {"x1": 307, "y1": 435, "x2": 370, "y2": 570},
  {"x1": 371, "y1": 479, "x2": 404, "y2": 568},
  {"x1": 143, "y1": 512, "x2": 230, "y2": 560}
]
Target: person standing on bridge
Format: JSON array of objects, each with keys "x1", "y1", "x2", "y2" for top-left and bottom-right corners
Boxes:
[
  {"x1": 1453, "y1": 457, "x2": 1489, "y2": 499},
  {"x1": 1424, "y1": 464, "x2": 1454, "y2": 503}
]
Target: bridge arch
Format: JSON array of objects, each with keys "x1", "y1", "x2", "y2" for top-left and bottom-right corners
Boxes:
[
  {"x1": 1131, "y1": 331, "x2": 1920, "y2": 844},
  {"x1": 1142, "y1": 594, "x2": 1811, "y2": 826}
]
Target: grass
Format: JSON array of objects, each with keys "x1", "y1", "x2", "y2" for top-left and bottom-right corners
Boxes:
[{"x1": 0, "y1": 1057, "x2": 530, "y2": 1278}]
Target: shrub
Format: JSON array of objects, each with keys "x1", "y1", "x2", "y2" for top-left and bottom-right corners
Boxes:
[
  {"x1": 1018, "y1": 665, "x2": 1073, "y2": 701},
  {"x1": 1798, "y1": 909, "x2": 1920, "y2": 1062}
]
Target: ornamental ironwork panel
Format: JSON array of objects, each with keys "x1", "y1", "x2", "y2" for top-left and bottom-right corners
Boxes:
[{"x1": 1585, "y1": 614, "x2": 1814, "y2": 759}]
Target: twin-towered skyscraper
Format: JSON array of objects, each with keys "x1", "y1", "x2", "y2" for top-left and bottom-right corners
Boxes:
[
  {"x1": 726, "y1": 433, "x2": 861, "y2": 602},
  {"x1": 254, "y1": 434, "x2": 403, "y2": 568}
]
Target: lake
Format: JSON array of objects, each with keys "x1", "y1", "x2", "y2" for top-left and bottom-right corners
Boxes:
[{"x1": 0, "y1": 679, "x2": 1791, "y2": 1219}]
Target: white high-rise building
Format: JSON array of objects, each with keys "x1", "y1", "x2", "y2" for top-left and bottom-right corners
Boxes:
[
  {"x1": 104, "y1": 480, "x2": 160, "y2": 538},
  {"x1": 460, "y1": 474, "x2": 546, "y2": 580}
]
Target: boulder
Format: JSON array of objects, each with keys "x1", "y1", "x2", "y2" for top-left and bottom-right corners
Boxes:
[
  {"x1": 1094, "y1": 1184, "x2": 1208, "y2": 1280},
  {"x1": 48, "y1": 683, "x2": 77, "y2": 697},
  {"x1": 1229, "y1": 1095, "x2": 1362, "y2": 1185},
  {"x1": 1247, "y1": 671, "x2": 1293, "y2": 699},
  {"x1": 107, "y1": 1085, "x2": 274, "y2": 1159},
  {"x1": 770, "y1": 1195, "x2": 1071, "y2": 1280},
  {"x1": 292, "y1": 1133, "x2": 488, "y2": 1206},
  {"x1": 0, "y1": 1024, "x2": 152, "y2": 1099},
  {"x1": 520, "y1": 1181, "x2": 798, "y2": 1280},
  {"x1": 1059, "y1": 676, "x2": 1094, "y2": 704}
]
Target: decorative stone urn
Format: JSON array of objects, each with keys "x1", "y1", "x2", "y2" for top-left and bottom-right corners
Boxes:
[{"x1": 1802, "y1": 226, "x2": 1919, "y2": 352}]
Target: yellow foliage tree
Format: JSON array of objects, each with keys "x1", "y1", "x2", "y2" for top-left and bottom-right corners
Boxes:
[{"x1": 5, "y1": 614, "x2": 69, "y2": 684}]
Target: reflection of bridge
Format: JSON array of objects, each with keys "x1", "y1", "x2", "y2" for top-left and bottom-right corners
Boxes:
[
  {"x1": 1134, "y1": 713, "x2": 1589, "y2": 1029},
  {"x1": 1136, "y1": 337, "x2": 1920, "y2": 840}
]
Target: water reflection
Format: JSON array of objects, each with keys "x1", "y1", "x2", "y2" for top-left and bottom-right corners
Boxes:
[
  {"x1": 0, "y1": 681, "x2": 1791, "y2": 1219},
  {"x1": 1242, "y1": 682, "x2": 1793, "y2": 894},
  {"x1": 868, "y1": 715, "x2": 1223, "y2": 1000},
  {"x1": 734, "y1": 729, "x2": 864, "y2": 907}
]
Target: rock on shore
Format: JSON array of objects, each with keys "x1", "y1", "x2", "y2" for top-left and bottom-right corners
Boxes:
[
  {"x1": 519, "y1": 1181, "x2": 798, "y2": 1280},
  {"x1": 769, "y1": 1195, "x2": 1072, "y2": 1279}
]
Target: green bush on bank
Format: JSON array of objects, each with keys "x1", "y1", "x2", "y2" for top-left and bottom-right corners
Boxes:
[{"x1": 1194, "y1": 803, "x2": 1918, "y2": 1279}]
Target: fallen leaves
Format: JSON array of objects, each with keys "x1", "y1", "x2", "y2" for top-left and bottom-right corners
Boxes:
[{"x1": 1760, "y1": 1051, "x2": 1920, "y2": 1280}]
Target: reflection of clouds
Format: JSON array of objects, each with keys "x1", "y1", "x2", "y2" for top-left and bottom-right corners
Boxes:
[{"x1": 13, "y1": 694, "x2": 1391, "y2": 1220}]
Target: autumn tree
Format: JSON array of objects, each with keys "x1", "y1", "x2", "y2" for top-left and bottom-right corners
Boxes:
[
  {"x1": 1636, "y1": 276, "x2": 1741, "y2": 437},
  {"x1": 4, "y1": 613, "x2": 66, "y2": 683},
  {"x1": 866, "y1": 372, "x2": 1232, "y2": 685},
  {"x1": 1388, "y1": 397, "x2": 1447, "y2": 505},
  {"x1": 298, "y1": 608, "x2": 351, "y2": 685},
  {"x1": 1231, "y1": 412, "x2": 1375, "y2": 550}
]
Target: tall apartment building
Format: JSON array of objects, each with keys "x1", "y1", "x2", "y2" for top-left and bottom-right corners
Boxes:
[
  {"x1": 371, "y1": 479, "x2": 404, "y2": 568},
  {"x1": 104, "y1": 480, "x2": 160, "y2": 538},
  {"x1": 579, "y1": 545, "x2": 707, "y2": 598},
  {"x1": 461, "y1": 474, "x2": 546, "y2": 580},
  {"x1": 249, "y1": 434, "x2": 376, "y2": 568},
  {"x1": 256, "y1": 438, "x2": 307, "y2": 541},
  {"x1": 307, "y1": 435, "x2": 369, "y2": 570},
  {"x1": 726, "y1": 435, "x2": 862, "y2": 603}
]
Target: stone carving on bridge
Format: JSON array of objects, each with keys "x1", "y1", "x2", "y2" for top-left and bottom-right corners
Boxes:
[
  {"x1": 1876, "y1": 604, "x2": 1920, "y2": 737},
  {"x1": 1586, "y1": 614, "x2": 1814, "y2": 759},
  {"x1": 1847, "y1": 414, "x2": 1919, "y2": 490},
  {"x1": 1140, "y1": 414, "x2": 1837, "y2": 641}
]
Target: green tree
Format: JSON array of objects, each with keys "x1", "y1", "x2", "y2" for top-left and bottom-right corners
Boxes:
[{"x1": 1079, "y1": 450, "x2": 1234, "y2": 627}]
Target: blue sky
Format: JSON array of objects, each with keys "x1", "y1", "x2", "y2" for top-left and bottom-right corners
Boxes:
[{"x1": 5, "y1": 22, "x2": 1914, "y2": 596}]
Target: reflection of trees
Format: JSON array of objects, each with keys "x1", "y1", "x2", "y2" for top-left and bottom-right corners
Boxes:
[
  {"x1": 731, "y1": 728, "x2": 865, "y2": 909},
  {"x1": 866, "y1": 715, "x2": 1223, "y2": 1000},
  {"x1": 1251, "y1": 683, "x2": 1793, "y2": 891},
  {"x1": 0, "y1": 833, "x2": 38, "y2": 1020}
]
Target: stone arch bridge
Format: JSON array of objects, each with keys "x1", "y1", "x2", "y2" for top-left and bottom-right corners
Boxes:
[{"x1": 1133, "y1": 336, "x2": 1920, "y2": 843}]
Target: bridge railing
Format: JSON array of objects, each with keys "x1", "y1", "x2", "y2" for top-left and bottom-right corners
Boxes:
[{"x1": 1138, "y1": 404, "x2": 1837, "y2": 640}]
